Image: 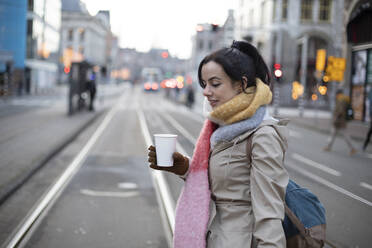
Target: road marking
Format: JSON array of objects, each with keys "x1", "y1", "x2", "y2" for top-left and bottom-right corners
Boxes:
[
  {"x1": 5, "y1": 91, "x2": 129, "y2": 248},
  {"x1": 159, "y1": 111, "x2": 197, "y2": 144},
  {"x1": 291, "y1": 153, "x2": 342, "y2": 177},
  {"x1": 289, "y1": 130, "x2": 302, "y2": 138},
  {"x1": 362, "y1": 153, "x2": 372, "y2": 159},
  {"x1": 137, "y1": 107, "x2": 176, "y2": 244},
  {"x1": 360, "y1": 182, "x2": 372, "y2": 191},
  {"x1": 162, "y1": 97, "x2": 204, "y2": 124},
  {"x1": 80, "y1": 189, "x2": 139, "y2": 198},
  {"x1": 286, "y1": 162, "x2": 372, "y2": 207},
  {"x1": 118, "y1": 182, "x2": 138, "y2": 189}
]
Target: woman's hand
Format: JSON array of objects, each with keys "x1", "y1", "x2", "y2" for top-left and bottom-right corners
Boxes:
[{"x1": 147, "y1": 145, "x2": 189, "y2": 176}]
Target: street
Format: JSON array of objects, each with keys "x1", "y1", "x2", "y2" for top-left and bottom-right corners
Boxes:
[{"x1": 0, "y1": 85, "x2": 371, "y2": 247}]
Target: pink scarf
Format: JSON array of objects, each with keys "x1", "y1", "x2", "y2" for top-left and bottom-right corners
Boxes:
[{"x1": 173, "y1": 120, "x2": 216, "y2": 248}]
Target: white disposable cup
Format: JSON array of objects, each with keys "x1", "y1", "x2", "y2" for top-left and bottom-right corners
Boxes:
[{"x1": 154, "y1": 134, "x2": 177, "y2": 167}]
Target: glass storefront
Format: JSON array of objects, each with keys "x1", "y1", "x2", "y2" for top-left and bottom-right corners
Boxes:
[
  {"x1": 350, "y1": 49, "x2": 372, "y2": 121},
  {"x1": 347, "y1": 0, "x2": 372, "y2": 122},
  {"x1": 27, "y1": 0, "x2": 60, "y2": 61},
  {"x1": 26, "y1": 0, "x2": 61, "y2": 91}
]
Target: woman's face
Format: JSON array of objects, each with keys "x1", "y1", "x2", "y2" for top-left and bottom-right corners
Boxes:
[{"x1": 201, "y1": 61, "x2": 241, "y2": 109}]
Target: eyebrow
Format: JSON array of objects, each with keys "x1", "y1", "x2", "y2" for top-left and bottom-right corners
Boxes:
[{"x1": 206, "y1": 76, "x2": 222, "y2": 82}]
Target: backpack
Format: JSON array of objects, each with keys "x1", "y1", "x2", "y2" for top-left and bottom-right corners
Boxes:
[
  {"x1": 283, "y1": 180, "x2": 326, "y2": 248},
  {"x1": 246, "y1": 131, "x2": 326, "y2": 248}
]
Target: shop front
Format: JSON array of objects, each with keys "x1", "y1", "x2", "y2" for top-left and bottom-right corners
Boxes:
[{"x1": 347, "y1": 0, "x2": 372, "y2": 122}]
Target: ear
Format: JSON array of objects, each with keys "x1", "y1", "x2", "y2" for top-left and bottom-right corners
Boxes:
[{"x1": 241, "y1": 76, "x2": 248, "y2": 89}]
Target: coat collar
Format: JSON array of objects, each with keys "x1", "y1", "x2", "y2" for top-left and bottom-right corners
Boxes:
[{"x1": 211, "y1": 119, "x2": 289, "y2": 155}]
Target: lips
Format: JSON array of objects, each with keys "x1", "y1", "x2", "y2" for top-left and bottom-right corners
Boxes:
[{"x1": 208, "y1": 99, "x2": 218, "y2": 107}]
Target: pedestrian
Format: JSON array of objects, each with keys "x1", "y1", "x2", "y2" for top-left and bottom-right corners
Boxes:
[
  {"x1": 323, "y1": 89, "x2": 357, "y2": 155},
  {"x1": 148, "y1": 40, "x2": 289, "y2": 247},
  {"x1": 87, "y1": 71, "x2": 97, "y2": 111},
  {"x1": 185, "y1": 84, "x2": 195, "y2": 108},
  {"x1": 363, "y1": 88, "x2": 372, "y2": 151}
]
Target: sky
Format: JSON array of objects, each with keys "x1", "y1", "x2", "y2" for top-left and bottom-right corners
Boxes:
[{"x1": 81, "y1": 0, "x2": 238, "y2": 59}]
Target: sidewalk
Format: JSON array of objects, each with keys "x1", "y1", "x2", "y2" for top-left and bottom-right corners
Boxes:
[
  {"x1": 270, "y1": 106, "x2": 370, "y2": 143},
  {"x1": 0, "y1": 83, "x2": 129, "y2": 204},
  {"x1": 191, "y1": 89, "x2": 370, "y2": 146}
]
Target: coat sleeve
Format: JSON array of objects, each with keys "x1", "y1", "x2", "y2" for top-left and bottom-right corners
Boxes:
[{"x1": 250, "y1": 127, "x2": 289, "y2": 248}]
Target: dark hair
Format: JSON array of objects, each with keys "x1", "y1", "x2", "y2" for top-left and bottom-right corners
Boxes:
[{"x1": 197, "y1": 40, "x2": 271, "y2": 91}]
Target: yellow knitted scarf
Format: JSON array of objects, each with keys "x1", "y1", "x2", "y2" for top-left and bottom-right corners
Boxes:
[{"x1": 209, "y1": 78, "x2": 272, "y2": 125}]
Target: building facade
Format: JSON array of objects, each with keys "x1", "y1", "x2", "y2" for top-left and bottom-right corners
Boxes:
[
  {"x1": 115, "y1": 48, "x2": 187, "y2": 84},
  {"x1": 0, "y1": 0, "x2": 28, "y2": 96},
  {"x1": 236, "y1": 0, "x2": 344, "y2": 109},
  {"x1": 188, "y1": 10, "x2": 236, "y2": 84},
  {"x1": 345, "y1": 0, "x2": 372, "y2": 122},
  {"x1": 26, "y1": 0, "x2": 61, "y2": 93},
  {"x1": 60, "y1": 0, "x2": 111, "y2": 84}
]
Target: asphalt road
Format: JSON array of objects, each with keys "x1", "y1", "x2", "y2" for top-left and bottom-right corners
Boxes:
[
  {"x1": 1, "y1": 86, "x2": 371, "y2": 247},
  {"x1": 141, "y1": 91, "x2": 372, "y2": 248}
]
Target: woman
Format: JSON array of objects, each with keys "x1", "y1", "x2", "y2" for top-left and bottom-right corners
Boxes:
[{"x1": 148, "y1": 41, "x2": 289, "y2": 248}]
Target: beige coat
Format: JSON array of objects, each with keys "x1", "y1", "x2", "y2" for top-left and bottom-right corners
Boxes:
[{"x1": 206, "y1": 119, "x2": 289, "y2": 248}]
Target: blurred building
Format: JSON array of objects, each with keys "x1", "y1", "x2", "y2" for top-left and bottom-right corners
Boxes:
[
  {"x1": 344, "y1": 0, "x2": 372, "y2": 122},
  {"x1": 188, "y1": 9, "x2": 236, "y2": 84},
  {"x1": 189, "y1": 23, "x2": 223, "y2": 79},
  {"x1": 26, "y1": 0, "x2": 62, "y2": 94},
  {"x1": 114, "y1": 48, "x2": 187, "y2": 84},
  {"x1": 0, "y1": 0, "x2": 61, "y2": 95},
  {"x1": 222, "y1": 9, "x2": 236, "y2": 47},
  {"x1": 236, "y1": 0, "x2": 344, "y2": 109},
  {"x1": 0, "y1": 0, "x2": 27, "y2": 96},
  {"x1": 60, "y1": 0, "x2": 114, "y2": 84}
]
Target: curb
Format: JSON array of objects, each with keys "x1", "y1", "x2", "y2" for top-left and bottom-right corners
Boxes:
[{"x1": 0, "y1": 109, "x2": 106, "y2": 205}]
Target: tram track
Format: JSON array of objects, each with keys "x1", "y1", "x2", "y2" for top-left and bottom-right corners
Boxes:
[{"x1": 2, "y1": 92, "x2": 130, "y2": 248}]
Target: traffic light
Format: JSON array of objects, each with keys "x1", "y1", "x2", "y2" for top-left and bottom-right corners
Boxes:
[
  {"x1": 274, "y1": 63, "x2": 282, "y2": 79},
  {"x1": 161, "y1": 51, "x2": 169, "y2": 58},
  {"x1": 64, "y1": 66, "x2": 70, "y2": 74}
]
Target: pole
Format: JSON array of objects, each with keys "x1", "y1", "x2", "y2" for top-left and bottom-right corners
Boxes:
[
  {"x1": 274, "y1": 78, "x2": 280, "y2": 116},
  {"x1": 299, "y1": 35, "x2": 309, "y2": 117}
]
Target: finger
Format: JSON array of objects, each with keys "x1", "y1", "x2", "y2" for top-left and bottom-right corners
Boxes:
[
  {"x1": 150, "y1": 163, "x2": 165, "y2": 171},
  {"x1": 148, "y1": 151, "x2": 156, "y2": 157},
  {"x1": 173, "y1": 152, "x2": 184, "y2": 161},
  {"x1": 147, "y1": 157, "x2": 156, "y2": 164}
]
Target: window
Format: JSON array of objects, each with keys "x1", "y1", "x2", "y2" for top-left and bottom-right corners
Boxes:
[
  {"x1": 79, "y1": 46, "x2": 84, "y2": 55},
  {"x1": 249, "y1": 9, "x2": 254, "y2": 26},
  {"x1": 319, "y1": 0, "x2": 332, "y2": 22},
  {"x1": 282, "y1": 0, "x2": 288, "y2": 21},
  {"x1": 68, "y1": 29, "x2": 73, "y2": 41},
  {"x1": 79, "y1": 28, "x2": 85, "y2": 42},
  {"x1": 208, "y1": 41, "x2": 213, "y2": 50},
  {"x1": 199, "y1": 40, "x2": 203, "y2": 50},
  {"x1": 301, "y1": 0, "x2": 313, "y2": 21},
  {"x1": 257, "y1": 42, "x2": 263, "y2": 53},
  {"x1": 28, "y1": 0, "x2": 34, "y2": 11},
  {"x1": 273, "y1": 0, "x2": 276, "y2": 21}
]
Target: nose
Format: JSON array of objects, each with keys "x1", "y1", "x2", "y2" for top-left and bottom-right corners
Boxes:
[{"x1": 203, "y1": 85, "x2": 212, "y2": 97}]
